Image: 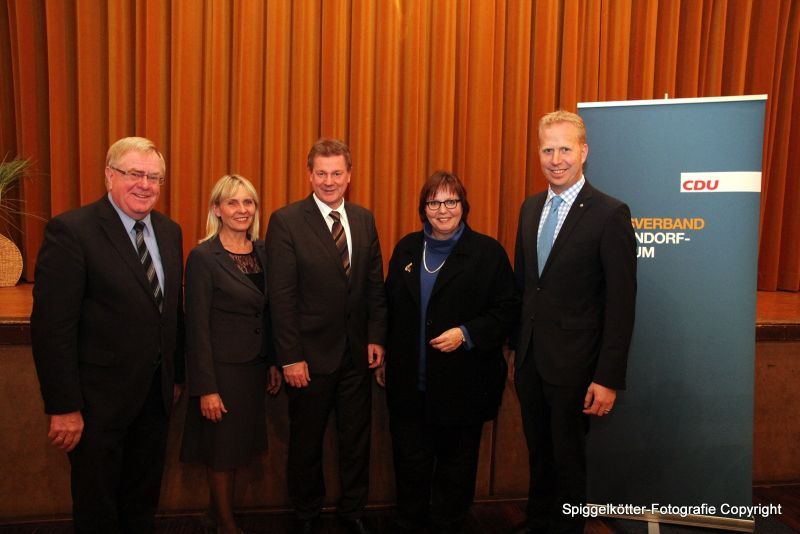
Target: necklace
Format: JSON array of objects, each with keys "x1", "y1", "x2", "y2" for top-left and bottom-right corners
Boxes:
[{"x1": 422, "y1": 241, "x2": 447, "y2": 274}]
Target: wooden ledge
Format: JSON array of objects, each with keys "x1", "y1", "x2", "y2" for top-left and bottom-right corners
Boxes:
[{"x1": 2, "y1": 285, "x2": 799, "y2": 345}]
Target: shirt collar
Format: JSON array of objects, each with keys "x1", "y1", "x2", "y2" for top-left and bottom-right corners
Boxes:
[
  {"x1": 312, "y1": 193, "x2": 347, "y2": 221},
  {"x1": 107, "y1": 193, "x2": 153, "y2": 233},
  {"x1": 547, "y1": 175, "x2": 585, "y2": 207}
]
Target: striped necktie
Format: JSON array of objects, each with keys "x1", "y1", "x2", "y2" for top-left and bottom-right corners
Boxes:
[
  {"x1": 133, "y1": 221, "x2": 164, "y2": 312},
  {"x1": 329, "y1": 211, "x2": 351, "y2": 277}
]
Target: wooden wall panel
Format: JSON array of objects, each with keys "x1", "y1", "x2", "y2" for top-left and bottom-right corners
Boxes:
[{"x1": 753, "y1": 342, "x2": 800, "y2": 482}]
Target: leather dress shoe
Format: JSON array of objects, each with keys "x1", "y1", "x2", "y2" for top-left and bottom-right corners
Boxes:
[
  {"x1": 508, "y1": 523, "x2": 535, "y2": 534},
  {"x1": 389, "y1": 518, "x2": 427, "y2": 533},
  {"x1": 293, "y1": 517, "x2": 317, "y2": 534},
  {"x1": 338, "y1": 516, "x2": 373, "y2": 534}
]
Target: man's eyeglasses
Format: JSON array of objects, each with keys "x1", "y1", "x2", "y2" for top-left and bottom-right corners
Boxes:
[
  {"x1": 110, "y1": 166, "x2": 165, "y2": 185},
  {"x1": 425, "y1": 198, "x2": 461, "y2": 210}
]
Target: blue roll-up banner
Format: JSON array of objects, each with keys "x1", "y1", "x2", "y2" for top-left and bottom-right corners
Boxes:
[{"x1": 577, "y1": 96, "x2": 768, "y2": 530}]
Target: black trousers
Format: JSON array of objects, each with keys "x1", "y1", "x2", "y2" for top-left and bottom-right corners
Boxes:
[
  {"x1": 68, "y1": 370, "x2": 169, "y2": 534},
  {"x1": 514, "y1": 360, "x2": 590, "y2": 534},
  {"x1": 389, "y1": 407, "x2": 484, "y2": 532},
  {"x1": 286, "y1": 354, "x2": 372, "y2": 519}
]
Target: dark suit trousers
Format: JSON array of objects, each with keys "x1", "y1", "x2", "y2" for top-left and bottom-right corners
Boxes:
[
  {"x1": 389, "y1": 404, "x2": 483, "y2": 531},
  {"x1": 286, "y1": 353, "x2": 371, "y2": 519},
  {"x1": 68, "y1": 369, "x2": 168, "y2": 534},
  {"x1": 515, "y1": 357, "x2": 590, "y2": 534}
]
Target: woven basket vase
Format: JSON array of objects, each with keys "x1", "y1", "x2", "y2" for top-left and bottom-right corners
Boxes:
[{"x1": 0, "y1": 233, "x2": 23, "y2": 286}]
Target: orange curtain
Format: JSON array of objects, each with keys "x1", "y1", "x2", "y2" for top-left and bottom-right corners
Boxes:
[{"x1": 1, "y1": 0, "x2": 798, "y2": 290}]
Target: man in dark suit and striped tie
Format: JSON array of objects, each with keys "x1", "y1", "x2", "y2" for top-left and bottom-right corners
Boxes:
[
  {"x1": 266, "y1": 139, "x2": 387, "y2": 534},
  {"x1": 31, "y1": 137, "x2": 184, "y2": 533}
]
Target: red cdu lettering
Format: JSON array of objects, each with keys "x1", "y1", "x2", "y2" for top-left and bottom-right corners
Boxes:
[{"x1": 682, "y1": 179, "x2": 719, "y2": 191}]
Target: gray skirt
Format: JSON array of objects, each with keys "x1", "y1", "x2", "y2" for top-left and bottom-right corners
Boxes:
[{"x1": 180, "y1": 357, "x2": 268, "y2": 470}]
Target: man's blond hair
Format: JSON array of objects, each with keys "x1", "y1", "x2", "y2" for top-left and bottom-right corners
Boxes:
[{"x1": 539, "y1": 111, "x2": 586, "y2": 144}]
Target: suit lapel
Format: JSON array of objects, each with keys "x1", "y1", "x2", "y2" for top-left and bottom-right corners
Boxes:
[
  {"x1": 255, "y1": 240, "x2": 268, "y2": 293},
  {"x1": 302, "y1": 195, "x2": 349, "y2": 280},
  {"x1": 208, "y1": 236, "x2": 263, "y2": 295},
  {"x1": 541, "y1": 183, "x2": 594, "y2": 277},
  {"x1": 151, "y1": 212, "x2": 180, "y2": 310},
  {"x1": 399, "y1": 233, "x2": 423, "y2": 308},
  {"x1": 96, "y1": 197, "x2": 158, "y2": 306},
  {"x1": 346, "y1": 204, "x2": 362, "y2": 272}
]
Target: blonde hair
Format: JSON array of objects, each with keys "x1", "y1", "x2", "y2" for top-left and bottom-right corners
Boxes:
[
  {"x1": 538, "y1": 110, "x2": 587, "y2": 144},
  {"x1": 106, "y1": 137, "x2": 166, "y2": 174},
  {"x1": 201, "y1": 174, "x2": 260, "y2": 242}
]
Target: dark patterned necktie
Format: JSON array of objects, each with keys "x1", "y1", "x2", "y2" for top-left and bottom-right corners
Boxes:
[
  {"x1": 134, "y1": 221, "x2": 164, "y2": 312},
  {"x1": 329, "y1": 211, "x2": 351, "y2": 277}
]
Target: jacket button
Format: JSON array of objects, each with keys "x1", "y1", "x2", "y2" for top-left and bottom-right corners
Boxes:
[
  {"x1": 255, "y1": 312, "x2": 261, "y2": 318},
  {"x1": 426, "y1": 320, "x2": 432, "y2": 326},
  {"x1": 255, "y1": 328, "x2": 261, "y2": 334}
]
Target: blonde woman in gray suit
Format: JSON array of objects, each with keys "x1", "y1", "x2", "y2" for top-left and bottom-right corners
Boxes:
[{"x1": 181, "y1": 174, "x2": 281, "y2": 534}]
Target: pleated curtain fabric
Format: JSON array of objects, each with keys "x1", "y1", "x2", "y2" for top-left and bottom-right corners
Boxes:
[{"x1": 2, "y1": 0, "x2": 799, "y2": 290}]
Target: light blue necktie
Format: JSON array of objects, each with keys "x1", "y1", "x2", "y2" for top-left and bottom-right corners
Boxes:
[{"x1": 537, "y1": 195, "x2": 564, "y2": 275}]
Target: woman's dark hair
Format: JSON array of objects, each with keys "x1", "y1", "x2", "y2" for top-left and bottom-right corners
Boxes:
[{"x1": 417, "y1": 170, "x2": 470, "y2": 224}]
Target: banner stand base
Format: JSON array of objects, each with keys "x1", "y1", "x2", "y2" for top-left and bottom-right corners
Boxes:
[{"x1": 587, "y1": 506, "x2": 755, "y2": 532}]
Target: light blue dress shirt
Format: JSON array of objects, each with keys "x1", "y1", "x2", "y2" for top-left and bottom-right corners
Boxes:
[{"x1": 107, "y1": 194, "x2": 165, "y2": 292}]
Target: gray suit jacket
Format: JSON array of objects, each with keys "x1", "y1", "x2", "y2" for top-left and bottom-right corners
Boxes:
[{"x1": 184, "y1": 236, "x2": 274, "y2": 396}]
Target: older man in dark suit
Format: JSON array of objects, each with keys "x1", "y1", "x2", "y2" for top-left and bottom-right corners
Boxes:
[
  {"x1": 266, "y1": 138, "x2": 387, "y2": 534},
  {"x1": 31, "y1": 137, "x2": 184, "y2": 533},
  {"x1": 510, "y1": 111, "x2": 637, "y2": 534}
]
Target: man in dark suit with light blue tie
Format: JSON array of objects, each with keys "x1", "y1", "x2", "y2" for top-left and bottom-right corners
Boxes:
[
  {"x1": 31, "y1": 137, "x2": 184, "y2": 533},
  {"x1": 510, "y1": 111, "x2": 637, "y2": 534},
  {"x1": 266, "y1": 138, "x2": 387, "y2": 534}
]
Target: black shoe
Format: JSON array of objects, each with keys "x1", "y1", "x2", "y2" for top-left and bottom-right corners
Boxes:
[
  {"x1": 389, "y1": 518, "x2": 427, "y2": 533},
  {"x1": 337, "y1": 516, "x2": 373, "y2": 534},
  {"x1": 389, "y1": 519, "x2": 425, "y2": 534},
  {"x1": 508, "y1": 523, "x2": 534, "y2": 534},
  {"x1": 293, "y1": 517, "x2": 318, "y2": 534}
]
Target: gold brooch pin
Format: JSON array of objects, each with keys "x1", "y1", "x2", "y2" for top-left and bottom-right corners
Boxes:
[{"x1": 404, "y1": 262, "x2": 413, "y2": 272}]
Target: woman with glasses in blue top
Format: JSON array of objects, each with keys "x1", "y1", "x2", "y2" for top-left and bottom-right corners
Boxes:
[{"x1": 379, "y1": 171, "x2": 519, "y2": 533}]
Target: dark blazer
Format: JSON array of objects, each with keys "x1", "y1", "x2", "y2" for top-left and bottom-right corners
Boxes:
[
  {"x1": 265, "y1": 194, "x2": 387, "y2": 373},
  {"x1": 514, "y1": 181, "x2": 637, "y2": 390},
  {"x1": 184, "y1": 236, "x2": 274, "y2": 396},
  {"x1": 31, "y1": 195, "x2": 184, "y2": 426},
  {"x1": 384, "y1": 226, "x2": 519, "y2": 425}
]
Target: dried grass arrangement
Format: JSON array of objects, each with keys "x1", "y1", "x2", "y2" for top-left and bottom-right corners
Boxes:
[{"x1": 0, "y1": 156, "x2": 31, "y2": 286}]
